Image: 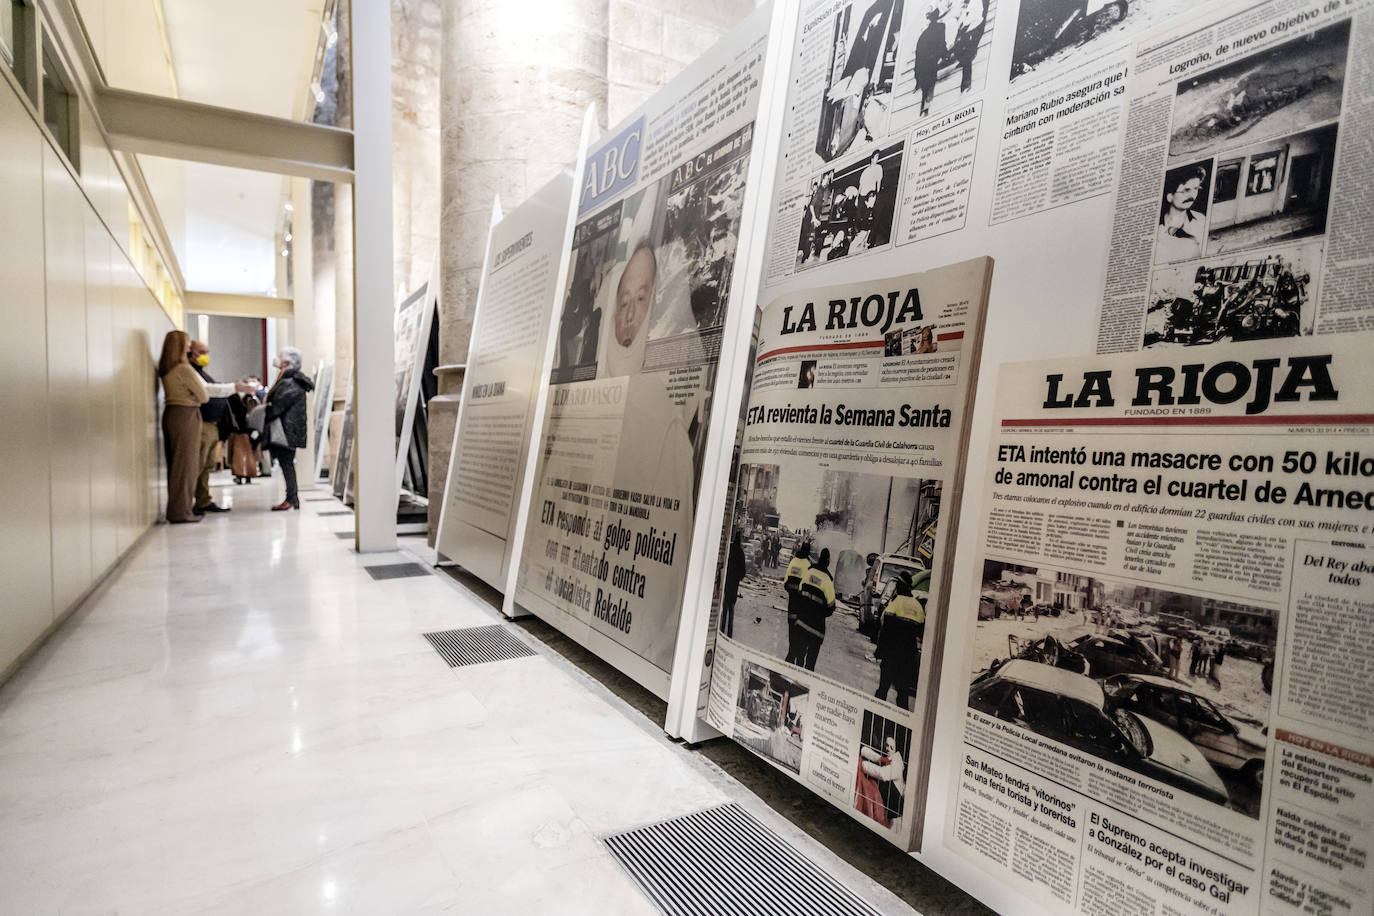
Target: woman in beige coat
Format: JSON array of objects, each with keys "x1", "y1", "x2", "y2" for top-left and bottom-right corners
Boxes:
[
  {"x1": 159, "y1": 331, "x2": 206, "y2": 523},
  {"x1": 158, "y1": 331, "x2": 248, "y2": 522}
]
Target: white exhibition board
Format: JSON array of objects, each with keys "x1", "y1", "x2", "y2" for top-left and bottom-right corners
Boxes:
[
  {"x1": 503, "y1": 2, "x2": 786, "y2": 702},
  {"x1": 393, "y1": 266, "x2": 438, "y2": 505},
  {"x1": 436, "y1": 171, "x2": 576, "y2": 590},
  {"x1": 311, "y1": 361, "x2": 334, "y2": 481}
]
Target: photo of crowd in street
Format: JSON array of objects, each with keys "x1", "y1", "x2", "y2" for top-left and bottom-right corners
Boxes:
[
  {"x1": 719, "y1": 463, "x2": 942, "y2": 709},
  {"x1": 734, "y1": 661, "x2": 809, "y2": 773},
  {"x1": 795, "y1": 143, "x2": 904, "y2": 269},
  {"x1": 1143, "y1": 242, "x2": 1317, "y2": 348},
  {"x1": 853, "y1": 711, "x2": 912, "y2": 833},
  {"x1": 969, "y1": 559, "x2": 1276, "y2": 817}
]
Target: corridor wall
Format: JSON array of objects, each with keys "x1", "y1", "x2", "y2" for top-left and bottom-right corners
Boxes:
[{"x1": 0, "y1": 64, "x2": 173, "y2": 679}]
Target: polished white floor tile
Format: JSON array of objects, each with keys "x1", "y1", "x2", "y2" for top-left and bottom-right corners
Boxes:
[{"x1": 0, "y1": 473, "x2": 912, "y2": 915}]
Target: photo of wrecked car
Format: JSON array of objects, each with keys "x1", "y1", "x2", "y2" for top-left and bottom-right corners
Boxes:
[{"x1": 969, "y1": 560, "x2": 1276, "y2": 817}]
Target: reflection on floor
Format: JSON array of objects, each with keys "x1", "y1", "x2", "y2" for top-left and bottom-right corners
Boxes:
[{"x1": 0, "y1": 472, "x2": 920, "y2": 915}]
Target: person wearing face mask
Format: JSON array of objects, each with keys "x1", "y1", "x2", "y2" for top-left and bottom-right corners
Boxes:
[
  {"x1": 263, "y1": 347, "x2": 315, "y2": 511},
  {"x1": 186, "y1": 340, "x2": 241, "y2": 514}
]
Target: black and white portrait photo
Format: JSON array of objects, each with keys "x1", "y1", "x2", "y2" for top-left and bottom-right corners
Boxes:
[{"x1": 1154, "y1": 160, "x2": 1211, "y2": 265}]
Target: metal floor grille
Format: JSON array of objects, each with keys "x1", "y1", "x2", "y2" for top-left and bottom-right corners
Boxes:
[
  {"x1": 422, "y1": 626, "x2": 535, "y2": 667},
  {"x1": 365, "y1": 562, "x2": 430, "y2": 581},
  {"x1": 316, "y1": 510, "x2": 353, "y2": 516},
  {"x1": 604, "y1": 804, "x2": 880, "y2": 916},
  {"x1": 334, "y1": 531, "x2": 355, "y2": 539}
]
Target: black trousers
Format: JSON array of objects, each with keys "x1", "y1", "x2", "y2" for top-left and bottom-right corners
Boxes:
[{"x1": 270, "y1": 445, "x2": 298, "y2": 506}]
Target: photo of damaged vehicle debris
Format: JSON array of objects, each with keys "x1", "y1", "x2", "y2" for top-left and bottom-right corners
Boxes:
[{"x1": 969, "y1": 560, "x2": 1275, "y2": 818}]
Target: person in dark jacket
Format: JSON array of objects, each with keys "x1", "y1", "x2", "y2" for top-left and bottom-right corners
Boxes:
[
  {"x1": 783, "y1": 542, "x2": 812, "y2": 667},
  {"x1": 263, "y1": 346, "x2": 315, "y2": 511},
  {"x1": 914, "y1": 7, "x2": 947, "y2": 117},
  {"x1": 722, "y1": 531, "x2": 747, "y2": 638},
  {"x1": 874, "y1": 572, "x2": 926, "y2": 710},
  {"x1": 794, "y1": 548, "x2": 836, "y2": 671}
]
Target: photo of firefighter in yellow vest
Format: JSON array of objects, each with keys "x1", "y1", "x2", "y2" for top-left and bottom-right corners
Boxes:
[
  {"x1": 787, "y1": 547, "x2": 836, "y2": 671},
  {"x1": 873, "y1": 570, "x2": 927, "y2": 709}
]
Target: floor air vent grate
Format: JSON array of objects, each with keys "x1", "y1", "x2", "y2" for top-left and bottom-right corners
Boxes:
[
  {"x1": 422, "y1": 625, "x2": 535, "y2": 667},
  {"x1": 603, "y1": 803, "x2": 881, "y2": 916},
  {"x1": 365, "y1": 562, "x2": 430, "y2": 581}
]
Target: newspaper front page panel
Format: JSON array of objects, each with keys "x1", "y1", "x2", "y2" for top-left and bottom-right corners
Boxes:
[
  {"x1": 944, "y1": 332, "x2": 1374, "y2": 914},
  {"x1": 761, "y1": 0, "x2": 999, "y2": 288},
  {"x1": 702, "y1": 258, "x2": 992, "y2": 850},
  {"x1": 439, "y1": 172, "x2": 573, "y2": 589},
  {"x1": 511, "y1": 16, "x2": 769, "y2": 676},
  {"x1": 1096, "y1": 0, "x2": 1374, "y2": 353}
]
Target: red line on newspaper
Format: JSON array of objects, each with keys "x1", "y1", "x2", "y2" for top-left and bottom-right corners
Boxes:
[
  {"x1": 1001, "y1": 413, "x2": 1374, "y2": 428},
  {"x1": 757, "y1": 331, "x2": 963, "y2": 363}
]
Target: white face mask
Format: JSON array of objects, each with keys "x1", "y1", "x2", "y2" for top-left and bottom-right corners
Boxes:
[{"x1": 272, "y1": 358, "x2": 282, "y2": 369}]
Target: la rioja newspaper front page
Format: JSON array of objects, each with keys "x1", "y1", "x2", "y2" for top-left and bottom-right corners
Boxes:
[
  {"x1": 701, "y1": 257, "x2": 993, "y2": 850},
  {"x1": 945, "y1": 332, "x2": 1374, "y2": 915}
]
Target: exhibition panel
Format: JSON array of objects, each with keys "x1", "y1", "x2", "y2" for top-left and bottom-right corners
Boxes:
[
  {"x1": 506, "y1": 4, "x2": 782, "y2": 700},
  {"x1": 945, "y1": 333, "x2": 1374, "y2": 915},
  {"x1": 437, "y1": 172, "x2": 577, "y2": 591},
  {"x1": 393, "y1": 275, "x2": 437, "y2": 503},
  {"x1": 699, "y1": 259, "x2": 994, "y2": 851}
]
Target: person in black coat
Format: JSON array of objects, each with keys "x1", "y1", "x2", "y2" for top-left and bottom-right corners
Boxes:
[
  {"x1": 914, "y1": 7, "x2": 947, "y2": 116},
  {"x1": 722, "y1": 531, "x2": 747, "y2": 638},
  {"x1": 263, "y1": 346, "x2": 315, "y2": 510}
]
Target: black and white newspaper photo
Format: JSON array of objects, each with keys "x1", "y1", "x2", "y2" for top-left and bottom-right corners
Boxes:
[
  {"x1": 945, "y1": 332, "x2": 1374, "y2": 915},
  {"x1": 762, "y1": 0, "x2": 997, "y2": 285},
  {"x1": 1096, "y1": 0, "x2": 1373, "y2": 354},
  {"x1": 702, "y1": 257, "x2": 994, "y2": 850},
  {"x1": 512, "y1": 13, "x2": 770, "y2": 690}
]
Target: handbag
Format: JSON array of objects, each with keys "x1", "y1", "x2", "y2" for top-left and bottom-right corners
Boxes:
[{"x1": 267, "y1": 417, "x2": 288, "y2": 449}]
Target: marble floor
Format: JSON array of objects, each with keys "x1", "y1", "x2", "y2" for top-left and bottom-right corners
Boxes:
[{"x1": 0, "y1": 473, "x2": 915, "y2": 915}]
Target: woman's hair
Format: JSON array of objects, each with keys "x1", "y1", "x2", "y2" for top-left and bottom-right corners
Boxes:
[
  {"x1": 158, "y1": 330, "x2": 190, "y2": 378},
  {"x1": 279, "y1": 346, "x2": 303, "y2": 370}
]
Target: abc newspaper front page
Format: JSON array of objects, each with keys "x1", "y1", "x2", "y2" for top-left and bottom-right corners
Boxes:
[
  {"x1": 1096, "y1": 0, "x2": 1374, "y2": 354},
  {"x1": 701, "y1": 258, "x2": 993, "y2": 851},
  {"x1": 510, "y1": 7, "x2": 771, "y2": 692},
  {"x1": 945, "y1": 332, "x2": 1374, "y2": 914}
]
